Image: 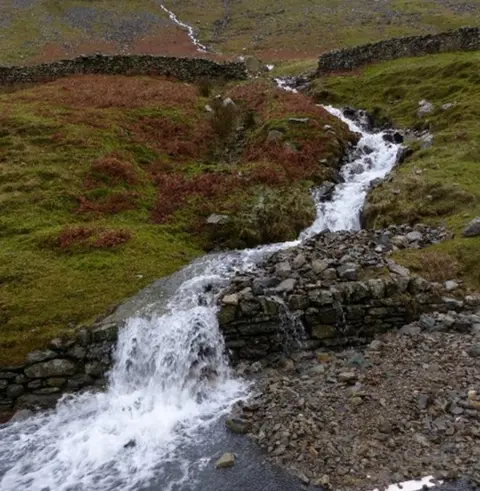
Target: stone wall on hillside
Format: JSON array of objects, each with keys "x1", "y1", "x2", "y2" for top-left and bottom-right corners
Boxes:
[
  {"x1": 0, "y1": 55, "x2": 248, "y2": 86},
  {"x1": 317, "y1": 27, "x2": 480, "y2": 74},
  {"x1": 217, "y1": 226, "x2": 479, "y2": 360},
  {"x1": 0, "y1": 321, "x2": 120, "y2": 413}
]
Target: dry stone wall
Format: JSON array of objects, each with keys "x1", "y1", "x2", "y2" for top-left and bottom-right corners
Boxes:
[
  {"x1": 0, "y1": 321, "x2": 120, "y2": 412},
  {"x1": 218, "y1": 226, "x2": 479, "y2": 360},
  {"x1": 0, "y1": 55, "x2": 247, "y2": 86},
  {"x1": 317, "y1": 27, "x2": 480, "y2": 74}
]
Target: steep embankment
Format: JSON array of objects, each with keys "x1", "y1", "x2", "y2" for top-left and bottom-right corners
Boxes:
[
  {"x1": 0, "y1": 75, "x2": 357, "y2": 365},
  {"x1": 311, "y1": 51, "x2": 480, "y2": 291}
]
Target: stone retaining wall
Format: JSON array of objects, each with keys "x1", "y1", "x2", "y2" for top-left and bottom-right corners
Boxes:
[
  {"x1": 317, "y1": 27, "x2": 480, "y2": 74},
  {"x1": 0, "y1": 321, "x2": 120, "y2": 412},
  {"x1": 217, "y1": 226, "x2": 475, "y2": 360},
  {"x1": 0, "y1": 55, "x2": 248, "y2": 86}
]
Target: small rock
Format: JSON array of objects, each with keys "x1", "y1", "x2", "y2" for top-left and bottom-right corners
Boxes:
[
  {"x1": 312, "y1": 260, "x2": 329, "y2": 275},
  {"x1": 387, "y1": 261, "x2": 410, "y2": 277},
  {"x1": 337, "y1": 262, "x2": 358, "y2": 281},
  {"x1": 222, "y1": 294, "x2": 239, "y2": 306},
  {"x1": 225, "y1": 417, "x2": 251, "y2": 435},
  {"x1": 288, "y1": 117, "x2": 309, "y2": 124},
  {"x1": 417, "y1": 100, "x2": 434, "y2": 117},
  {"x1": 267, "y1": 129, "x2": 284, "y2": 142},
  {"x1": 406, "y1": 231, "x2": 422, "y2": 242},
  {"x1": 463, "y1": 217, "x2": 480, "y2": 237},
  {"x1": 216, "y1": 452, "x2": 235, "y2": 469},
  {"x1": 275, "y1": 278, "x2": 296, "y2": 293},
  {"x1": 444, "y1": 280, "x2": 459, "y2": 292},
  {"x1": 468, "y1": 344, "x2": 480, "y2": 358},
  {"x1": 206, "y1": 214, "x2": 229, "y2": 225},
  {"x1": 338, "y1": 371, "x2": 357, "y2": 383}
]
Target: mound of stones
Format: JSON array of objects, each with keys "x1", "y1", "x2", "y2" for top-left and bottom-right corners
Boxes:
[
  {"x1": 218, "y1": 225, "x2": 462, "y2": 360},
  {"x1": 227, "y1": 311, "x2": 480, "y2": 490}
]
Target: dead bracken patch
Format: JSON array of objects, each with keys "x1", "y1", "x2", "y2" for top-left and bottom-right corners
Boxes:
[{"x1": 57, "y1": 226, "x2": 131, "y2": 250}]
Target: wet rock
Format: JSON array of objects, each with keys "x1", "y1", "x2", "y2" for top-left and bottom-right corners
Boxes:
[
  {"x1": 9, "y1": 409, "x2": 33, "y2": 423},
  {"x1": 216, "y1": 452, "x2": 235, "y2": 468},
  {"x1": 222, "y1": 294, "x2": 239, "y2": 306},
  {"x1": 312, "y1": 260, "x2": 329, "y2": 275},
  {"x1": 315, "y1": 181, "x2": 335, "y2": 201},
  {"x1": 225, "y1": 417, "x2": 252, "y2": 435}
]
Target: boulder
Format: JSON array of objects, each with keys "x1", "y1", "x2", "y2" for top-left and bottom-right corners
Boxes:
[
  {"x1": 26, "y1": 349, "x2": 57, "y2": 364},
  {"x1": 463, "y1": 217, "x2": 480, "y2": 237},
  {"x1": 206, "y1": 214, "x2": 229, "y2": 225}
]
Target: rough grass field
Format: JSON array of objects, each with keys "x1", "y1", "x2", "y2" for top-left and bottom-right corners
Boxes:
[
  {"x1": 311, "y1": 51, "x2": 480, "y2": 290},
  {"x1": 0, "y1": 74, "x2": 355, "y2": 364},
  {"x1": 0, "y1": 0, "x2": 479, "y2": 64}
]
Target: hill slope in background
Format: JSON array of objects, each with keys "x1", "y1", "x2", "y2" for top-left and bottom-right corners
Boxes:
[{"x1": 1, "y1": 0, "x2": 480, "y2": 64}]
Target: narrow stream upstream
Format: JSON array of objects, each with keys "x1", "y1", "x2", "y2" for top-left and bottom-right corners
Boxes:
[{"x1": 0, "y1": 108, "x2": 400, "y2": 491}]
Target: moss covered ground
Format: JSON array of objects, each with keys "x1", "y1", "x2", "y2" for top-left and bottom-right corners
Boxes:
[
  {"x1": 311, "y1": 51, "x2": 480, "y2": 290},
  {"x1": 0, "y1": 74, "x2": 354, "y2": 364}
]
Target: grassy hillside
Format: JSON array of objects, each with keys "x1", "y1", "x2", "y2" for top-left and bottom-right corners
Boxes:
[
  {"x1": 1, "y1": 0, "x2": 479, "y2": 64},
  {"x1": 0, "y1": 74, "x2": 356, "y2": 365},
  {"x1": 311, "y1": 51, "x2": 480, "y2": 290}
]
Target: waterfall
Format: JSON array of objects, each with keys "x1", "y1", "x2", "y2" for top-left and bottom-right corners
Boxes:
[{"x1": 0, "y1": 105, "x2": 400, "y2": 491}]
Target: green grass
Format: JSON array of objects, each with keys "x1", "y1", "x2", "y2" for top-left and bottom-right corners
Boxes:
[{"x1": 311, "y1": 51, "x2": 480, "y2": 290}]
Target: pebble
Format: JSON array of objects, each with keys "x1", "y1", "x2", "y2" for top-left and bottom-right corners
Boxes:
[{"x1": 216, "y1": 452, "x2": 235, "y2": 469}]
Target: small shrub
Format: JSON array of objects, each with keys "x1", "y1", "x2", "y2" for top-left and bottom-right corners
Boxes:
[
  {"x1": 58, "y1": 226, "x2": 94, "y2": 249},
  {"x1": 77, "y1": 191, "x2": 138, "y2": 215},
  {"x1": 57, "y1": 226, "x2": 131, "y2": 250},
  {"x1": 197, "y1": 78, "x2": 213, "y2": 98},
  {"x1": 94, "y1": 229, "x2": 131, "y2": 248},
  {"x1": 209, "y1": 96, "x2": 238, "y2": 141},
  {"x1": 417, "y1": 250, "x2": 460, "y2": 283},
  {"x1": 87, "y1": 154, "x2": 137, "y2": 187}
]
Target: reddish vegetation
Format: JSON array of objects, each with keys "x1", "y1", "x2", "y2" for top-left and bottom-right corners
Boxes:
[
  {"x1": 58, "y1": 226, "x2": 131, "y2": 250},
  {"x1": 58, "y1": 226, "x2": 94, "y2": 249},
  {"x1": 94, "y1": 229, "x2": 131, "y2": 248},
  {"x1": 19, "y1": 75, "x2": 200, "y2": 110},
  {"x1": 87, "y1": 154, "x2": 137, "y2": 187},
  {"x1": 77, "y1": 191, "x2": 138, "y2": 215},
  {"x1": 129, "y1": 116, "x2": 212, "y2": 160}
]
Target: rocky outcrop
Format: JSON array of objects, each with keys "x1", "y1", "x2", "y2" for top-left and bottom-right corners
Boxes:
[
  {"x1": 0, "y1": 321, "x2": 120, "y2": 413},
  {"x1": 317, "y1": 27, "x2": 480, "y2": 74},
  {"x1": 0, "y1": 54, "x2": 247, "y2": 86},
  {"x1": 217, "y1": 225, "x2": 479, "y2": 360}
]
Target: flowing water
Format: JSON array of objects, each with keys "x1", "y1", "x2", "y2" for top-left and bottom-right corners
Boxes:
[
  {"x1": 160, "y1": 5, "x2": 208, "y2": 52},
  {"x1": 0, "y1": 107, "x2": 400, "y2": 491}
]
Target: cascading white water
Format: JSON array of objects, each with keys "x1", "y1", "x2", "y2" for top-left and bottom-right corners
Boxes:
[
  {"x1": 0, "y1": 106, "x2": 400, "y2": 491},
  {"x1": 160, "y1": 5, "x2": 208, "y2": 52}
]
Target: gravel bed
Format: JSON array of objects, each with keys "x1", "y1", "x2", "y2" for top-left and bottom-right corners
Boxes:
[{"x1": 229, "y1": 328, "x2": 480, "y2": 490}]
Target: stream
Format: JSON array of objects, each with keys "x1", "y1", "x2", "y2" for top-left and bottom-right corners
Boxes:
[{"x1": 0, "y1": 107, "x2": 404, "y2": 490}]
